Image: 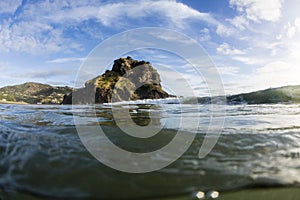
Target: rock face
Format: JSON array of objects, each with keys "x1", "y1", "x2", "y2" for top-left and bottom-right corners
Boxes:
[{"x1": 62, "y1": 57, "x2": 171, "y2": 104}]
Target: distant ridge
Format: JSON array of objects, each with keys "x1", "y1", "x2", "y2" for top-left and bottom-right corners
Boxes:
[
  {"x1": 227, "y1": 85, "x2": 300, "y2": 104},
  {"x1": 193, "y1": 85, "x2": 300, "y2": 105},
  {"x1": 0, "y1": 82, "x2": 72, "y2": 104}
]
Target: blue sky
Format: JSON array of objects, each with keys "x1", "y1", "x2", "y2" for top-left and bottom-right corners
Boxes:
[{"x1": 0, "y1": 0, "x2": 300, "y2": 95}]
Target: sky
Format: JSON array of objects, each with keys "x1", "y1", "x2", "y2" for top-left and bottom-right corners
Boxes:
[{"x1": 0, "y1": 0, "x2": 300, "y2": 96}]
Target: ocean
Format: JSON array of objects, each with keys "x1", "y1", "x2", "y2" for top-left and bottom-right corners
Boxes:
[{"x1": 0, "y1": 101, "x2": 300, "y2": 199}]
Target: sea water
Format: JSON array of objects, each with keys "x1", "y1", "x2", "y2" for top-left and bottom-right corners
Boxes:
[{"x1": 0, "y1": 102, "x2": 300, "y2": 199}]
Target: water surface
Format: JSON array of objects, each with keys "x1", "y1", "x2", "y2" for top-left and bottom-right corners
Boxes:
[{"x1": 0, "y1": 102, "x2": 300, "y2": 199}]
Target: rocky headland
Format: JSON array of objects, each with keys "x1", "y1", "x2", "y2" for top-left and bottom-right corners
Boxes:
[{"x1": 62, "y1": 56, "x2": 172, "y2": 104}]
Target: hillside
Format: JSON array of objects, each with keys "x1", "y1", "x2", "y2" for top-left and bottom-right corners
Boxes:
[
  {"x1": 0, "y1": 82, "x2": 72, "y2": 104},
  {"x1": 227, "y1": 85, "x2": 300, "y2": 104},
  {"x1": 189, "y1": 85, "x2": 300, "y2": 105}
]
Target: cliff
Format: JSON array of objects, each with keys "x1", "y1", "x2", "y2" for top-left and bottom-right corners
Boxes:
[{"x1": 62, "y1": 56, "x2": 171, "y2": 104}]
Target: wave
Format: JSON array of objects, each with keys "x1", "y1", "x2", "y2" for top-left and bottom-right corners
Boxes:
[{"x1": 104, "y1": 97, "x2": 181, "y2": 105}]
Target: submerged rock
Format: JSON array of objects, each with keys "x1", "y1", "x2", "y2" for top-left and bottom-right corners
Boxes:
[{"x1": 62, "y1": 56, "x2": 171, "y2": 104}]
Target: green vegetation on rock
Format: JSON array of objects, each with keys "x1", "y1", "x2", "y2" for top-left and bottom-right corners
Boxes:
[
  {"x1": 62, "y1": 56, "x2": 171, "y2": 104},
  {"x1": 0, "y1": 92, "x2": 16, "y2": 102}
]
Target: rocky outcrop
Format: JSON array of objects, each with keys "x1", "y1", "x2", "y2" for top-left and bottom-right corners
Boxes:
[{"x1": 62, "y1": 57, "x2": 171, "y2": 104}]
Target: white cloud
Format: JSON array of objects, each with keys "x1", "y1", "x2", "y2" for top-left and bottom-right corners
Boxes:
[
  {"x1": 230, "y1": 0, "x2": 283, "y2": 22},
  {"x1": 295, "y1": 18, "x2": 300, "y2": 30},
  {"x1": 255, "y1": 61, "x2": 290, "y2": 74},
  {"x1": 250, "y1": 61, "x2": 300, "y2": 90},
  {"x1": 282, "y1": 18, "x2": 300, "y2": 39},
  {"x1": 228, "y1": 16, "x2": 248, "y2": 30},
  {"x1": 47, "y1": 57, "x2": 85, "y2": 64},
  {"x1": 231, "y1": 55, "x2": 270, "y2": 65},
  {"x1": 0, "y1": 20, "x2": 80, "y2": 54},
  {"x1": 285, "y1": 22, "x2": 296, "y2": 38},
  {"x1": 110, "y1": 1, "x2": 217, "y2": 28},
  {"x1": 216, "y1": 24, "x2": 235, "y2": 36},
  {"x1": 198, "y1": 28, "x2": 211, "y2": 41},
  {"x1": 223, "y1": 60, "x2": 300, "y2": 95},
  {"x1": 217, "y1": 43, "x2": 245, "y2": 55},
  {"x1": 0, "y1": 0, "x2": 22, "y2": 14},
  {"x1": 0, "y1": 0, "x2": 225, "y2": 54},
  {"x1": 18, "y1": 0, "x2": 214, "y2": 27},
  {"x1": 217, "y1": 66, "x2": 239, "y2": 75}
]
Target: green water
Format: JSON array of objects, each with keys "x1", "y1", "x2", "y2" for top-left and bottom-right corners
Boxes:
[{"x1": 0, "y1": 103, "x2": 300, "y2": 199}]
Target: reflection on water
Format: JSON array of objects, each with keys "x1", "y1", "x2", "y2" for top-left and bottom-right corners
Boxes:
[
  {"x1": 129, "y1": 105, "x2": 153, "y2": 126},
  {"x1": 0, "y1": 103, "x2": 300, "y2": 199}
]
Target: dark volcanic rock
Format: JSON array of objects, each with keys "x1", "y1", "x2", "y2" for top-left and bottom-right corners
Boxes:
[{"x1": 62, "y1": 57, "x2": 171, "y2": 104}]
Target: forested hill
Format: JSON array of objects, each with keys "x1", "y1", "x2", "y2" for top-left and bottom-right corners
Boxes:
[
  {"x1": 0, "y1": 82, "x2": 72, "y2": 104},
  {"x1": 193, "y1": 85, "x2": 300, "y2": 105},
  {"x1": 227, "y1": 85, "x2": 300, "y2": 104}
]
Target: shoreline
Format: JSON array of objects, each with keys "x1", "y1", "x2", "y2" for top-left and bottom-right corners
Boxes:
[{"x1": 0, "y1": 100, "x2": 29, "y2": 105}]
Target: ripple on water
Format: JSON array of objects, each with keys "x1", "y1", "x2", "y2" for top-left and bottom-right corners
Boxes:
[{"x1": 0, "y1": 104, "x2": 300, "y2": 199}]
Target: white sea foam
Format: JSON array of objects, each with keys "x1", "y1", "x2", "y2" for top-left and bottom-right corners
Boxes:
[{"x1": 103, "y1": 97, "x2": 182, "y2": 105}]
